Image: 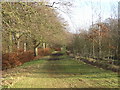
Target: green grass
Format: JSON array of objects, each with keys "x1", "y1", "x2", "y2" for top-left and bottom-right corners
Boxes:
[
  {"x1": 2, "y1": 54, "x2": 119, "y2": 88},
  {"x1": 19, "y1": 59, "x2": 46, "y2": 67}
]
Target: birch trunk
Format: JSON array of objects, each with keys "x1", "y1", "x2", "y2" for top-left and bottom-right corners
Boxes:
[{"x1": 98, "y1": 26, "x2": 102, "y2": 58}]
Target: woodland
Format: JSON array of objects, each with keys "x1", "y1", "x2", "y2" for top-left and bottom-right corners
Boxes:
[{"x1": 1, "y1": 1, "x2": 120, "y2": 88}]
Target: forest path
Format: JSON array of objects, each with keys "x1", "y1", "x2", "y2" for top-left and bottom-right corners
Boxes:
[{"x1": 2, "y1": 52, "x2": 119, "y2": 88}]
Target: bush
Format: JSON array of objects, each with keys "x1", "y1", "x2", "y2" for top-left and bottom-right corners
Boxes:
[
  {"x1": 54, "y1": 48, "x2": 61, "y2": 51},
  {"x1": 2, "y1": 53, "x2": 22, "y2": 70},
  {"x1": 43, "y1": 48, "x2": 52, "y2": 56},
  {"x1": 2, "y1": 48, "x2": 52, "y2": 70}
]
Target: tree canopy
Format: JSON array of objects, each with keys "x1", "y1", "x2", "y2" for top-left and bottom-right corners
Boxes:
[{"x1": 2, "y1": 2, "x2": 71, "y2": 54}]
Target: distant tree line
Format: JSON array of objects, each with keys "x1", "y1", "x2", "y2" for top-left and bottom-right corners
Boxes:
[{"x1": 67, "y1": 18, "x2": 120, "y2": 60}]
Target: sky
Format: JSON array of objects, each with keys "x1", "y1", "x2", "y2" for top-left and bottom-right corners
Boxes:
[{"x1": 47, "y1": 0, "x2": 118, "y2": 33}]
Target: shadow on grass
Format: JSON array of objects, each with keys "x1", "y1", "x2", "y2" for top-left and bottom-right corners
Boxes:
[
  {"x1": 14, "y1": 52, "x2": 117, "y2": 79},
  {"x1": 19, "y1": 56, "x2": 117, "y2": 78},
  {"x1": 48, "y1": 52, "x2": 65, "y2": 60}
]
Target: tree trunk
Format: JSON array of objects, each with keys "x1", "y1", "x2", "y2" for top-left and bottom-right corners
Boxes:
[
  {"x1": 34, "y1": 47, "x2": 38, "y2": 56},
  {"x1": 24, "y1": 43, "x2": 27, "y2": 52},
  {"x1": 108, "y1": 42, "x2": 111, "y2": 59},
  {"x1": 118, "y1": 11, "x2": 120, "y2": 59},
  {"x1": 17, "y1": 40, "x2": 20, "y2": 50},
  {"x1": 9, "y1": 31, "x2": 12, "y2": 53},
  {"x1": 83, "y1": 44, "x2": 86, "y2": 57},
  {"x1": 43, "y1": 43, "x2": 46, "y2": 49},
  {"x1": 0, "y1": 12, "x2": 2, "y2": 72},
  {"x1": 92, "y1": 40, "x2": 95, "y2": 57},
  {"x1": 33, "y1": 41, "x2": 40, "y2": 57},
  {"x1": 118, "y1": 20, "x2": 120, "y2": 60},
  {"x1": 98, "y1": 26, "x2": 102, "y2": 58}
]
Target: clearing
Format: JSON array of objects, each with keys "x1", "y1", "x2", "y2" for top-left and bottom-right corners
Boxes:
[{"x1": 2, "y1": 52, "x2": 119, "y2": 88}]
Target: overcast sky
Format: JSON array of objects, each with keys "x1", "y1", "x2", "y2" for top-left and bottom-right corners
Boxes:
[{"x1": 47, "y1": 0, "x2": 118, "y2": 33}]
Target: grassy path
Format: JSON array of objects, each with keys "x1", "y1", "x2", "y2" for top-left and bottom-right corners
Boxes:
[{"x1": 2, "y1": 53, "x2": 119, "y2": 88}]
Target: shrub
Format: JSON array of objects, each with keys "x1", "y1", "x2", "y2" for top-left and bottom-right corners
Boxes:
[
  {"x1": 54, "y1": 48, "x2": 61, "y2": 51},
  {"x1": 2, "y1": 53, "x2": 22, "y2": 70},
  {"x1": 2, "y1": 48, "x2": 52, "y2": 70},
  {"x1": 43, "y1": 48, "x2": 52, "y2": 56}
]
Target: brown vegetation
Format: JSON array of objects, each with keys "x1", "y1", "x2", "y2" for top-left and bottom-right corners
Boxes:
[{"x1": 2, "y1": 48, "x2": 51, "y2": 70}]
